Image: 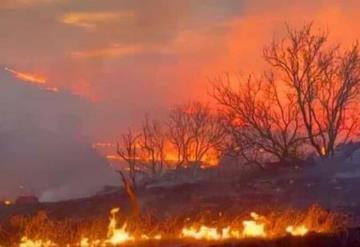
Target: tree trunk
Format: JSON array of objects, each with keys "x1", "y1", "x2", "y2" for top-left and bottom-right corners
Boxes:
[{"x1": 117, "y1": 170, "x2": 140, "y2": 218}]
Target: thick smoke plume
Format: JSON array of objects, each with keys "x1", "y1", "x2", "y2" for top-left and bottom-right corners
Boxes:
[{"x1": 0, "y1": 71, "x2": 118, "y2": 202}]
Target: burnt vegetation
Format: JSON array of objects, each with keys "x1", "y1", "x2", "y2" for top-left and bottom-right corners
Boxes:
[
  {"x1": 212, "y1": 24, "x2": 360, "y2": 166},
  {"x1": 115, "y1": 24, "x2": 360, "y2": 193},
  {"x1": 2, "y1": 23, "x2": 360, "y2": 246}
]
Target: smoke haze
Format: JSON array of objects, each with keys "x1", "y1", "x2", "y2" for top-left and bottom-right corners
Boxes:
[{"x1": 1, "y1": 0, "x2": 360, "y2": 200}]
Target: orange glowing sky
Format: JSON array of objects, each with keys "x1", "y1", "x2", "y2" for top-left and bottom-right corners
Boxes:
[{"x1": 1, "y1": 0, "x2": 360, "y2": 140}]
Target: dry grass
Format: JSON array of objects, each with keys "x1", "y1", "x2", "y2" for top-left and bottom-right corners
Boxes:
[{"x1": 0, "y1": 204, "x2": 347, "y2": 246}]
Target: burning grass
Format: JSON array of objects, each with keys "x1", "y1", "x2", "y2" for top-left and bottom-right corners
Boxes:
[{"x1": 0, "y1": 204, "x2": 346, "y2": 246}]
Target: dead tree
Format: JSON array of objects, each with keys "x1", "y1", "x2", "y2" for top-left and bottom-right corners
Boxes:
[
  {"x1": 167, "y1": 102, "x2": 226, "y2": 168},
  {"x1": 263, "y1": 23, "x2": 360, "y2": 158},
  {"x1": 116, "y1": 129, "x2": 140, "y2": 217},
  {"x1": 187, "y1": 102, "x2": 227, "y2": 164},
  {"x1": 139, "y1": 115, "x2": 166, "y2": 177},
  {"x1": 212, "y1": 73, "x2": 306, "y2": 167},
  {"x1": 167, "y1": 105, "x2": 194, "y2": 168}
]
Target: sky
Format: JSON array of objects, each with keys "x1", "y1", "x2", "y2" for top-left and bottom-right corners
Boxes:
[{"x1": 1, "y1": 0, "x2": 360, "y2": 201}]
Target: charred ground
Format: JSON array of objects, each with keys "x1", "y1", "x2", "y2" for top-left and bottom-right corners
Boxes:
[{"x1": 1, "y1": 161, "x2": 360, "y2": 246}]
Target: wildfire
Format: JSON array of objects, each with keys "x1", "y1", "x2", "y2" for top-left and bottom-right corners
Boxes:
[
  {"x1": 105, "y1": 208, "x2": 134, "y2": 245},
  {"x1": 19, "y1": 237, "x2": 55, "y2": 247},
  {"x1": 181, "y1": 212, "x2": 266, "y2": 241},
  {"x1": 4, "y1": 67, "x2": 59, "y2": 93},
  {"x1": 17, "y1": 207, "x2": 327, "y2": 246},
  {"x1": 286, "y1": 225, "x2": 309, "y2": 236},
  {"x1": 181, "y1": 225, "x2": 241, "y2": 240},
  {"x1": 95, "y1": 145, "x2": 219, "y2": 167},
  {"x1": 5, "y1": 67, "x2": 46, "y2": 85},
  {"x1": 78, "y1": 208, "x2": 162, "y2": 246},
  {"x1": 242, "y1": 212, "x2": 266, "y2": 238}
]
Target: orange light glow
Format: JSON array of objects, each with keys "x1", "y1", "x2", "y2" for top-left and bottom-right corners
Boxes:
[
  {"x1": 286, "y1": 225, "x2": 309, "y2": 236},
  {"x1": 92, "y1": 142, "x2": 115, "y2": 148},
  {"x1": 78, "y1": 208, "x2": 162, "y2": 246},
  {"x1": 105, "y1": 155, "x2": 121, "y2": 161},
  {"x1": 94, "y1": 141, "x2": 219, "y2": 168},
  {"x1": 181, "y1": 225, "x2": 241, "y2": 240},
  {"x1": 242, "y1": 212, "x2": 266, "y2": 238},
  {"x1": 61, "y1": 11, "x2": 133, "y2": 31},
  {"x1": 4, "y1": 200, "x2": 12, "y2": 206},
  {"x1": 19, "y1": 237, "x2": 56, "y2": 247},
  {"x1": 19, "y1": 208, "x2": 325, "y2": 246},
  {"x1": 45, "y1": 87, "x2": 59, "y2": 93},
  {"x1": 105, "y1": 208, "x2": 135, "y2": 245},
  {"x1": 4, "y1": 67, "x2": 60, "y2": 93},
  {"x1": 5, "y1": 67, "x2": 46, "y2": 85}
]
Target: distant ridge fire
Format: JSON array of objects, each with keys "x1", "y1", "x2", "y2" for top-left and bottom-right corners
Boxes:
[
  {"x1": 4, "y1": 67, "x2": 46, "y2": 85},
  {"x1": 4, "y1": 67, "x2": 59, "y2": 93},
  {"x1": 3, "y1": 2, "x2": 360, "y2": 247}
]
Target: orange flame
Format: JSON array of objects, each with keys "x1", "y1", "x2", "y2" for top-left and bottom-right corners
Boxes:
[
  {"x1": 105, "y1": 208, "x2": 135, "y2": 245},
  {"x1": 93, "y1": 141, "x2": 219, "y2": 168},
  {"x1": 19, "y1": 208, "x2": 318, "y2": 246},
  {"x1": 286, "y1": 225, "x2": 309, "y2": 236},
  {"x1": 4, "y1": 67, "x2": 60, "y2": 93},
  {"x1": 5, "y1": 67, "x2": 46, "y2": 85},
  {"x1": 19, "y1": 237, "x2": 56, "y2": 247},
  {"x1": 79, "y1": 208, "x2": 161, "y2": 246}
]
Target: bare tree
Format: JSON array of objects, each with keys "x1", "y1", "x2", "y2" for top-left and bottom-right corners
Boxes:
[
  {"x1": 167, "y1": 105, "x2": 193, "y2": 168},
  {"x1": 116, "y1": 129, "x2": 140, "y2": 217},
  {"x1": 212, "y1": 73, "x2": 306, "y2": 167},
  {"x1": 167, "y1": 102, "x2": 227, "y2": 167},
  {"x1": 263, "y1": 23, "x2": 360, "y2": 158},
  {"x1": 187, "y1": 102, "x2": 227, "y2": 164},
  {"x1": 139, "y1": 115, "x2": 166, "y2": 177}
]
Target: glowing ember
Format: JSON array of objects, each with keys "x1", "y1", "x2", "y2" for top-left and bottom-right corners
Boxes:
[{"x1": 286, "y1": 225, "x2": 309, "y2": 236}]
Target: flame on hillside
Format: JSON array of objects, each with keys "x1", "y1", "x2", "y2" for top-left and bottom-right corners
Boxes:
[
  {"x1": 5, "y1": 67, "x2": 46, "y2": 85},
  {"x1": 93, "y1": 141, "x2": 219, "y2": 167},
  {"x1": 4, "y1": 67, "x2": 59, "y2": 93}
]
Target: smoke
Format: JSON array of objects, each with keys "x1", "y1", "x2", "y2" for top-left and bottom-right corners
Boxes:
[
  {"x1": 1, "y1": 0, "x2": 360, "y2": 201},
  {"x1": 0, "y1": 70, "x2": 118, "y2": 202}
]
